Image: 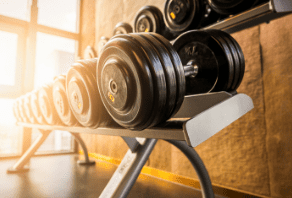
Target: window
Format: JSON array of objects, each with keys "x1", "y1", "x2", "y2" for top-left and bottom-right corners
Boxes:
[{"x1": 0, "y1": 0, "x2": 80, "y2": 157}]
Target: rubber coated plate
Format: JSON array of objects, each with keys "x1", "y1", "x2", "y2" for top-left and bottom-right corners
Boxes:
[
  {"x1": 204, "y1": 30, "x2": 235, "y2": 91},
  {"x1": 31, "y1": 89, "x2": 47, "y2": 124},
  {"x1": 53, "y1": 75, "x2": 79, "y2": 126},
  {"x1": 113, "y1": 22, "x2": 133, "y2": 36},
  {"x1": 140, "y1": 33, "x2": 177, "y2": 122},
  {"x1": 173, "y1": 30, "x2": 230, "y2": 94},
  {"x1": 150, "y1": 33, "x2": 186, "y2": 117},
  {"x1": 97, "y1": 35, "x2": 154, "y2": 130},
  {"x1": 207, "y1": 0, "x2": 257, "y2": 15}
]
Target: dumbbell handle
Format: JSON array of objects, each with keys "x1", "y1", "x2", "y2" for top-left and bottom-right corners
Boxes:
[{"x1": 184, "y1": 61, "x2": 198, "y2": 78}]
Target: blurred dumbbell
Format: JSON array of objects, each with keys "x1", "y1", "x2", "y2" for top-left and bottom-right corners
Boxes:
[
  {"x1": 98, "y1": 36, "x2": 109, "y2": 56},
  {"x1": 96, "y1": 30, "x2": 245, "y2": 130},
  {"x1": 13, "y1": 99, "x2": 22, "y2": 122},
  {"x1": 38, "y1": 83, "x2": 62, "y2": 125},
  {"x1": 24, "y1": 92, "x2": 38, "y2": 123},
  {"x1": 113, "y1": 22, "x2": 133, "y2": 36},
  {"x1": 18, "y1": 95, "x2": 29, "y2": 123},
  {"x1": 134, "y1": 5, "x2": 177, "y2": 40},
  {"x1": 66, "y1": 59, "x2": 113, "y2": 128},
  {"x1": 31, "y1": 89, "x2": 47, "y2": 124},
  {"x1": 53, "y1": 75, "x2": 79, "y2": 126}
]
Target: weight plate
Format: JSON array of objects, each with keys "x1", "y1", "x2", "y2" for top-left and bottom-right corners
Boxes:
[
  {"x1": 199, "y1": 2, "x2": 220, "y2": 28},
  {"x1": 67, "y1": 59, "x2": 112, "y2": 128},
  {"x1": 207, "y1": 0, "x2": 256, "y2": 15},
  {"x1": 204, "y1": 29, "x2": 235, "y2": 91},
  {"x1": 84, "y1": 46, "x2": 97, "y2": 59},
  {"x1": 140, "y1": 33, "x2": 177, "y2": 123},
  {"x1": 173, "y1": 30, "x2": 230, "y2": 94},
  {"x1": 164, "y1": 0, "x2": 204, "y2": 32},
  {"x1": 98, "y1": 36, "x2": 109, "y2": 56},
  {"x1": 130, "y1": 34, "x2": 167, "y2": 127},
  {"x1": 24, "y1": 93, "x2": 37, "y2": 123},
  {"x1": 113, "y1": 22, "x2": 133, "y2": 35},
  {"x1": 38, "y1": 83, "x2": 62, "y2": 125},
  {"x1": 149, "y1": 33, "x2": 186, "y2": 117},
  {"x1": 53, "y1": 75, "x2": 79, "y2": 126},
  {"x1": 134, "y1": 6, "x2": 165, "y2": 34},
  {"x1": 97, "y1": 34, "x2": 154, "y2": 130},
  {"x1": 31, "y1": 89, "x2": 47, "y2": 124}
]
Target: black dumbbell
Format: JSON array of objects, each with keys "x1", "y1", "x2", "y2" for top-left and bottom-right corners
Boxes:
[
  {"x1": 113, "y1": 22, "x2": 133, "y2": 36},
  {"x1": 134, "y1": 5, "x2": 176, "y2": 40},
  {"x1": 207, "y1": 0, "x2": 265, "y2": 15},
  {"x1": 24, "y1": 93, "x2": 38, "y2": 123},
  {"x1": 53, "y1": 75, "x2": 79, "y2": 126},
  {"x1": 66, "y1": 59, "x2": 113, "y2": 128},
  {"x1": 96, "y1": 30, "x2": 245, "y2": 130},
  {"x1": 31, "y1": 89, "x2": 47, "y2": 124},
  {"x1": 38, "y1": 83, "x2": 62, "y2": 125}
]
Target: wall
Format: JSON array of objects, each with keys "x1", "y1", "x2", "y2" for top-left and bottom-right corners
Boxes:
[{"x1": 79, "y1": 0, "x2": 292, "y2": 197}]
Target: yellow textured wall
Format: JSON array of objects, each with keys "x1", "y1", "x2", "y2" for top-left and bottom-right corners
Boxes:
[{"x1": 79, "y1": 0, "x2": 292, "y2": 197}]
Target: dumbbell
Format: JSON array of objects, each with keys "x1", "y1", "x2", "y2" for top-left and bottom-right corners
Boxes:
[
  {"x1": 24, "y1": 93, "x2": 38, "y2": 123},
  {"x1": 113, "y1": 22, "x2": 133, "y2": 36},
  {"x1": 134, "y1": 5, "x2": 176, "y2": 40},
  {"x1": 53, "y1": 75, "x2": 79, "y2": 126},
  {"x1": 207, "y1": 0, "x2": 265, "y2": 15},
  {"x1": 98, "y1": 36, "x2": 109, "y2": 56},
  {"x1": 38, "y1": 83, "x2": 62, "y2": 125},
  {"x1": 18, "y1": 95, "x2": 29, "y2": 123},
  {"x1": 96, "y1": 30, "x2": 245, "y2": 130},
  {"x1": 66, "y1": 59, "x2": 113, "y2": 128},
  {"x1": 13, "y1": 99, "x2": 21, "y2": 122},
  {"x1": 31, "y1": 89, "x2": 47, "y2": 124}
]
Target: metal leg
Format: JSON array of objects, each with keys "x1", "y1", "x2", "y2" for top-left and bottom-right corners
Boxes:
[
  {"x1": 7, "y1": 129, "x2": 51, "y2": 173},
  {"x1": 99, "y1": 138, "x2": 157, "y2": 198},
  {"x1": 70, "y1": 133, "x2": 95, "y2": 165},
  {"x1": 165, "y1": 140, "x2": 215, "y2": 198}
]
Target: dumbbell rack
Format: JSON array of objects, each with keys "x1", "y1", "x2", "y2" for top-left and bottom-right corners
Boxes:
[{"x1": 8, "y1": 91, "x2": 254, "y2": 198}]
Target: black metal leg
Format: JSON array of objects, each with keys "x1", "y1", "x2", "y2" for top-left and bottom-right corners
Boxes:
[
  {"x1": 165, "y1": 140, "x2": 215, "y2": 198},
  {"x1": 99, "y1": 138, "x2": 157, "y2": 198},
  {"x1": 70, "y1": 133, "x2": 95, "y2": 165},
  {"x1": 7, "y1": 129, "x2": 51, "y2": 173}
]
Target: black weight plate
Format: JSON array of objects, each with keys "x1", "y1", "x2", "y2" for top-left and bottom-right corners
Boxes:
[
  {"x1": 113, "y1": 22, "x2": 133, "y2": 36},
  {"x1": 31, "y1": 89, "x2": 47, "y2": 124},
  {"x1": 38, "y1": 83, "x2": 62, "y2": 125},
  {"x1": 134, "y1": 6, "x2": 164, "y2": 34},
  {"x1": 97, "y1": 35, "x2": 154, "y2": 130},
  {"x1": 53, "y1": 75, "x2": 79, "y2": 126},
  {"x1": 67, "y1": 59, "x2": 112, "y2": 128},
  {"x1": 199, "y1": 2, "x2": 221, "y2": 28},
  {"x1": 204, "y1": 29, "x2": 236, "y2": 91},
  {"x1": 140, "y1": 33, "x2": 177, "y2": 122},
  {"x1": 164, "y1": 0, "x2": 204, "y2": 32},
  {"x1": 24, "y1": 93, "x2": 37, "y2": 123},
  {"x1": 221, "y1": 31, "x2": 245, "y2": 90},
  {"x1": 173, "y1": 30, "x2": 230, "y2": 94},
  {"x1": 98, "y1": 36, "x2": 109, "y2": 56},
  {"x1": 207, "y1": 0, "x2": 256, "y2": 15},
  {"x1": 149, "y1": 33, "x2": 186, "y2": 117}
]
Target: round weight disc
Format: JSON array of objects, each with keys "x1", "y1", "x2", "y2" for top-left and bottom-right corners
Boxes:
[
  {"x1": 113, "y1": 22, "x2": 133, "y2": 35},
  {"x1": 24, "y1": 93, "x2": 37, "y2": 123},
  {"x1": 204, "y1": 30, "x2": 235, "y2": 91},
  {"x1": 134, "y1": 6, "x2": 165, "y2": 34},
  {"x1": 31, "y1": 89, "x2": 47, "y2": 124},
  {"x1": 130, "y1": 34, "x2": 167, "y2": 127},
  {"x1": 149, "y1": 33, "x2": 186, "y2": 117},
  {"x1": 53, "y1": 75, "x2": 79, "y2": 126},
  {"x1": 139, "y1": 33, "x2": 177, "y2": 122},
  {"x1": 97, "y1": 35, "x2": 155, "y2": 130},
  {"x1": 38, "y1": 84, "x2": 62, "y2": 125},
  {"x1": 98, "y1": 36, "x2": 109, "y2": 56},
  {"x1": 173, "y1": 30, "x2": 230, "y2": 94},
  {"x1": 207, "y1": 0, "x2": 256, "y2": 15},
  {"x1": 164, "y1": 0, "x2": 204, "y2": 32}
]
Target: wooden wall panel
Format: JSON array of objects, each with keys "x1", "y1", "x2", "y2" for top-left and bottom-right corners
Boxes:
[{"x1": 260, "y1": 14, "x2": 292, "y2": 198}]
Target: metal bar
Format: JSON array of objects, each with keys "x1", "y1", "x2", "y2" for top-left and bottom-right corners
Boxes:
[
  {"x1": 121, "y1": 137, "x2": 141, "y2": 152},
  {"x1": 22, "y1": 127, "x2": 32, "y2": 155},
  {"x1": 7, "y1": 130, "x2": 51, "y2": 172},
  {"x1": 99, "y1": 138, "x2": 157, "y2": 198},
  {"x1": 165, "y1": 140, "x2": 214, "y2": 198}
]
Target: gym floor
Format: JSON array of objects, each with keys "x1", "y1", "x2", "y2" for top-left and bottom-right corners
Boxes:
[{"x1": 0, "y1": 155, "x2": 225, "y2": 198}]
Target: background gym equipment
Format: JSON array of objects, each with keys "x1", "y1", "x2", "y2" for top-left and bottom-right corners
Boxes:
[
  {"x1": 96, "y1": 30, "x2": 245, "y2": 130},
  {"x1": 97, "y1": 36, "x2": 109, "y2": 56},
  {"x1": 38, "y1": 83, "x2": 62, "y2": 125},
  {"x1": 66, "y1": 59, "x2": 114, "y2": 128},
  {"x1": 30, "y1": 88, "x2": 47, "y2": 124},
  {"x1": 53, "y1": 75, "x2": 79, "y2": 126},
  {"x1": 18, "y1": 96, "x2": 29, "y2": 123},
  {"x1": 24, "y1": 93, "x2": 37, "y2": 124},
  {"x1": 83, "y1": 46, "x2": 97, "y2": 59},
  {"x1": 113, "y1": 22, "x2": 133, "y2": 35}
]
